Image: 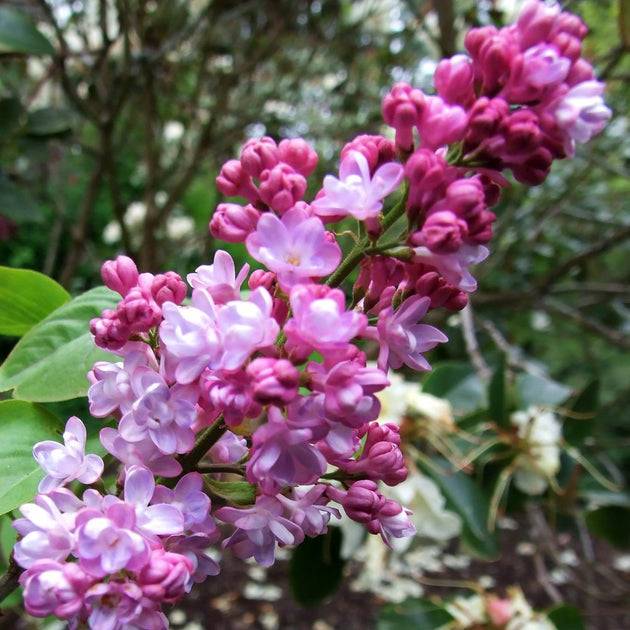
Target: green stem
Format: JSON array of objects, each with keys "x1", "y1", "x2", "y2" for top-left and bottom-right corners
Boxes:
[
  {"x1": 177, "y1": 416, "x2": 228, "y2": 474},
  {"x1": 0, "y1": 554, "x2": 22, "y2": 605},
  {"x1": 325, "y1": 191, "x2": 408, "y2": 288}
]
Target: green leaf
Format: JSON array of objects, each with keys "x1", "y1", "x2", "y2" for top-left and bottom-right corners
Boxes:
[
  {"x1": 563, "y1": 380, "x2": 598, "y2": 447},
  {"x1": 25, "y1": 107, "x2": 74, "y2": 136},
  {"x1": 0, "y1": 266, "x2": 70, "y2": 336},
  {"x1": 0, "y1": 174, "x2": 42, "y2": 223},
  {"x1": 0, "y1": 400, "x2": 63, "y2": 516},
  {"x1": 376, "y1": 598, "x2": 454, "y2": 630},
  {"x1": 0, "y1": 8, "x2": 55, "y2": 56},
  {"x1": 0, "y1": 287, "x2": 120, "y2": 401},
  {"x1": 515, "y1": 373, "x2": 572, "y2": 409},
  {"x1": 204, "y1": 479, "x2": 256, "y2": 505},
  {"x1": 289, "y1": 528, "x2": 345, "y2": 606},
  {"x1": 547, "y1": 604, "x2": 586, "y2": 630},
  {"x1": 488, "y1": 354, "x2": 508, "y2": 428},
  {"x1": 585, "y1": 504, "x2": 630, "y2": 550},
  {"x1": 419, "y1": 458, "x2": 500, "y2": 559},
  {"x1": 422, "y1": 362, "x2": 486, "y2": 413},
  {"x1": 0, "y1": 97, "x2": 22, "y2": 136}
]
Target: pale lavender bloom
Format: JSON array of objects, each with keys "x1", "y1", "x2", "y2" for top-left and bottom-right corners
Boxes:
[
  {"x1": 376, "y1": 295, "x2": 448, "y2": 372},
  {"x1": 13, "y1": 494, "x2": 76, "y2": 568},
  {"x1": 88, "y1": 351, "x2": 150, "y2": 418},
  {"x1": 247, "y1": 406, "x2": 327, "y2": 494},
  {"x1": 33, "y1": 416, "x2": 104, "y2": 493},
  {"x1": 412, "y1": 243, "x2": 490, "y2": 292},
  {"x1": 118, "y1": 366, "x2": 198, "y2": 454},
  {"x1": 19, "y1": 559, "x2": 93, "y2": 620},
  {"x1": 284, "y1": 284, "x2": 366, "y2": 361},
  {"x1": 308, "y1": 360, "x2": 389, "y2": 428},
  {"x1": 119, "y1": 465, "x2": 185, "y2": 538},
  {"x1": 160, "y1": 287, "x2": 279, "y2": 383},
  {"x1": 99, "y1": 427, "x2": 182, "y2": 477},
  {"x1": 75, "y1": 503, "x2": 150, "y2": 577},
  {"x1": 207, "y1": 430, "x2": 248, "y2": 465},
  {"x1": 277, "y1": 485, "x2": 340, "y2": 538},
  {"x1": 187, "y1": 249, "x2": 250, "y2": 305},
  {"x1": 84, "y1": 580, "x2": 152, "y2": 630},
  {"x1": 152, "y1": 472, "x2": 217, "y2": 537},
  {"x1": 165, "y1": 533, "x2": 221, "y2": 584},
  {"x1": 246, "y1": 206, "x2": 342, "y2": 290},
  {"x1": 553, "y1": 80, "x2": 612, "y2": 154},
  {"x1": 523, "y1": 43, "x2": 570, "y2": 87},
  {"x1": 217, "y1": 495, "x2": 305, "y2": 566},
  {"x1": 311, "y1": 151, "x2": 404, "y2": 221}
]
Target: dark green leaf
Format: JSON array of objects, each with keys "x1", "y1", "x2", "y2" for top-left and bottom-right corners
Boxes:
[
  {"x1": 289, "y1": 528, "x2": 345, "y2": 606},
  {"x1": 205, "y1": 479, "x2": 256, "y2": 505},
  {"x1": 0, "y1": 8, "x2": 55, "y2": 56},
  {"x1": 376, "y1": 598, "x2": 454, "y2": 630},
  {"x1": 419, "y1": 458, "x2": 499, "y2": 559},
  {"x1": 585, "y1": 504, "x2": 630, "y2": 550},
  {"x1": 0, "y1": 400, "x2": 63, "y2": 516},
  {"x1": 488, "y1": 354, "x2": 508, "y2": 428},
  {"x1": 0, "y1": 287, "x2": 120, "y2": 401},
  {"x1": 0, "y1": 174, "x2": 42, "y2": 223},
  {"x1": 547, "y1": 604, "x2": 586, "y2": 630},
  {"x1": 0, "y1": 97, "x2": 22, "y2": 136},
  {"x1": 563, "y1": 380, "x2": 598, "y2": 447},
  {"x1": 422, "y1": 362, "x2": 486, "y2": 413},
  {"x1": 515, "y1": 373, "x2": 572, "y2": 409},
  {"x1": 0, "y1": 266, "x2": 70, "y2": 336},
  {"x1": 25, "y1": 107, "x2": 74, "y2": 136}
]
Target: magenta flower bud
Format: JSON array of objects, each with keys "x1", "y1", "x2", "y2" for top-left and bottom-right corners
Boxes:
[
  {"x1": 117, "y1": 287, "x2": 162, "y2": 333},
  {"x1": 101, "y1": 256, "x2": 139, "y2": 297},
  {"x1": 240, "y1": 136, "x2": 279, "y2": 178},
  {"x1": 381, "y1": 82, "x2": 425, "y2": 151},
  {"x1": 278, "y1": 137, "x2": 319, "y2": 176},
  {"x1": 502, "y1": 109, "x2": 542, "y2": 157},
  {"x1": 405, "y1": 148, "x2": 449, "y2": 214},
  {"x1": 509, "y1": 145, "x2": 553, "y2": 185},
  {"x1": 464, "y1": 25, "x2": 498, "y2": 61},
  {"x1": 466, "y1": 208, "x2": 496, "y2": 244},
  {"x1": 90, "y1": 309, "x2": 130, "y2": 351},
  {"x1": 552, "y1": 11, "x2": 588, "y2": 42},
  {"x1": 413, "y1": 269, "x2": 468, "y2": 311},
  {"x1": 552, "y1": 32, "x2": 582, "y2": 63},
  {"x1": 151, "y1": 271, "x2": 187, "y2": 306},
  {"x1": 209, "y1": 202, "x2": 261, "y2": 243},
  {"x1": 138, "y1": 549, "x2": 194, "y2": 604},
  {"x1": 247, "y1": 357, "x2": 300, "y2": 405},
  {"x1": 335, "y1": 479, "x2": 383, "y2": 524},
  {"x1": 566, "y1": 58, "x2": 594, "y2": 86},
  {"x1": 258, "y1": 163, "x2": 307, "y2": 214},
  {"x1": 516, "y1": 0, "x2": 558, "y2": 49},
  {"x1": 248, "y1": 268, "x2": 276, "y2": 292},
  {"x1": 341, "y1": 134, "x2": 396, "y2": 175},
  {"x1": 434, "y1": 54, "x2": 475, "y2": 107},
  {"x1": 419, "y1": 210, "x2": 469, "y2": 254},
  {"x1": 417, "y1": 96, "x2": 467, "y2": 150},
  {"x1": 216, "y1": 159, "x2": 260, "y2": 204},
  {"x1": 487, "y1": 598, "x2": 513, "y2": 626},
  {"x1": 445, "y1": 176, "x2": 486, "y2": 219}
]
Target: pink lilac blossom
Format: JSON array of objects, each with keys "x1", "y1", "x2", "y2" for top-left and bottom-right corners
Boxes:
[
  {"x1": 311, "y1": 151, "x2": 404, "y2": 221},
  {"x1": 245, "y1": 206, "x2": 342, "y2": 290},
  {"x1": 33, "y1": 417, "x2": 104, "y2": 493},
  {"x1": 187, "y1": 250, "x2": 249, "y2": 305}
]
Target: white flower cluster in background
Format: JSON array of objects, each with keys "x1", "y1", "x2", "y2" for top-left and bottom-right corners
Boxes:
[{"x1": 510, "y1": 406, "x2": 562, "y2": 496}]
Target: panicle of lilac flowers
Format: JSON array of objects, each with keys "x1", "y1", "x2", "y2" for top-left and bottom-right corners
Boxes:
[{"x1": 12, "y1": 3, "x2": 611, "y2": 628}]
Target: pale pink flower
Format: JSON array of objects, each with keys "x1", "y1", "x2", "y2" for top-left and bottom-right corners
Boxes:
[
  {"x1": 33, "y1": 417, "x2": 103, "y2": 493},
  {"x1": 311, "y1": 151, "x2": 404, "y2": 221},
  {"x1": 187, "y1": 250, "x2": 249, "y2": 305},
  {"x1": 246, "y1": 206, "x2": 341, "y2": 290}
]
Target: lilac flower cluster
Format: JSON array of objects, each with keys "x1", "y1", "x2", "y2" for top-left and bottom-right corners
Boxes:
[{"x1": 13, "y1": 2, "x2": 610, "y2": 628}]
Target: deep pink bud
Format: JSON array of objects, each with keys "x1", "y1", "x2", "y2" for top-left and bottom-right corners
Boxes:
[
  {"x1": 216, "y1": 159, "x2": 260, "y2": 204},
  {"x1": 278, "y1": 138, "x2": 319, "y2": 176},
  {"x1": 405, "y1": 149, "x2": 449, "y2": 216},
  {"x1": 418, "y1": 96, "x2": 467, "y2": 150},
  {"x1": 552, "y1": 32, "x2": 582, "y2": 62},
  {"x1": 209, "y1": 203, "x2": 261, "y2": 243},
  {"x1": 418, "y1": 210, "x2": 469, "y2": 254},
  {"x1": 465, "y1": 25, "x2": 499, "y2": 61},
  {"x1": 466, "y1": 208, "x2": 496, "y2": 244},
  {"x1": 341, "y1": 134, "x2": 396, "y2": 175},
  {"x1": 333, "y1": 479, "x2": 383, "y2": 524},
  {"x1": 247, "y1": 357, "x2": 300, "y2": 405},
  {"x1": 381, "y1": 82, "x2": 425, "y2": 151},
  {"x1": 258, "y1": 163, "x2": 307, "y2": 214},
  {"x1": 445, "y1": 176, "x2": 486, "y2": 218},
  {"x1": 248, "y1": 269, "x2": 276, "y2": 292},
  {"x1": 240, "y1": 137, "x2": 279, "y2": 178},
  {"x1": 411, "y1": 268, "x2": 468, "y2": 311},
  {"x1": 151, "y1": 271, "x2": 187, "y2": 306},
  {"x1": 552, "y1": 12, "x2": 588, "y2": 41},
  {"x1": 117, "y1": 287, "x2": 161, "y2": 332},
  {"x1": 566, "y1": 58, "x2": 594, "y2": 86},
  {"x1": 502, "y1": 109, "x2": 542, "y2": 157},
  {"x1": 137, "y1": 549, "x2": 193, "y2": 604},
  {"x1": 90, "y1": 309, "x2": 130, "y2": 350},
  {"x1": 101, "y1": 256, "x2": 139, "y2": 297},
  {"x1": 434, "y1": 54, "x2": 475, "y2": 107},
  {"x1": 509, "y1": 145, "x2": 553, "y2": 185},
  {"x1": 516, "y1": 0, "x2": 558, "y2": 49},
  {"x1": 487, "y1": 598, "x2": 513, "y2": 626}
]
